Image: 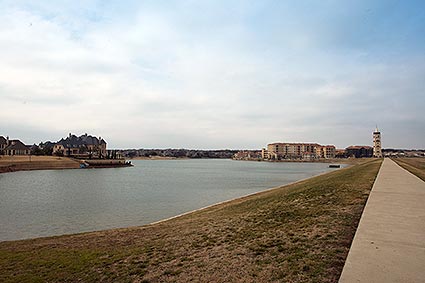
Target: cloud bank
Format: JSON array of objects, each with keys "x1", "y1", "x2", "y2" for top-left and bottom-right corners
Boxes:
[{"x1": 1, "y1": 1, "x2": 424, "y2": 149}]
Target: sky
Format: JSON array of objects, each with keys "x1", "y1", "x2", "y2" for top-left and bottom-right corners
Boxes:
[{"x1": 0, "y1": 0, "x2": 424, "y2": 149}]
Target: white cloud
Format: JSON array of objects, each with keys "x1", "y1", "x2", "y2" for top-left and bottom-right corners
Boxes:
[{"x1": 0, "y1": 2, "x2": 424, "y2": 149}]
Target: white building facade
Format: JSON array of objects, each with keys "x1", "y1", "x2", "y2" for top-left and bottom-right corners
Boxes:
[{"x1": 373, "y1": 127, "x2": 383, "y2": 158}]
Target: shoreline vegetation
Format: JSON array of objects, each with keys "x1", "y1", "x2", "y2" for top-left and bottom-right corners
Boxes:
[
  {"x1": 130, "y1": 156, "x2": 190, "y2": 160},
  {"x1": 127, "y1": 155, "x2": 364, "y2": 165},
  {"x1": 0, "y1": 159, "x2": 382, "y2": 282},
  {"x1": 232, "y1": 157, "x2": 363, "y2": 165}
]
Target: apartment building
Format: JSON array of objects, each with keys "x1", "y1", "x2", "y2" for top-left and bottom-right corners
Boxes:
[
  {"x1": 263, "y1": 142, "x2": 336, "y2": 160},
  {"x1": 317, "y1": 145, "x2": 337, "y2": 159}
]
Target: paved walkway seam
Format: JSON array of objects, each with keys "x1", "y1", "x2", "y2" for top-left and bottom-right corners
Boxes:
[{"x1": 339, "y1": 158, "x2": 425, "y2": 283}]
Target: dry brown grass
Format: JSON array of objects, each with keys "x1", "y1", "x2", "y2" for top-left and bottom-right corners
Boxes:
[
  {"x1": 0, "y1": 159, "x2": 382, "y2": 283},
  {"x1": 392, "y1": 157, "x2": 425, "y2": 181}
]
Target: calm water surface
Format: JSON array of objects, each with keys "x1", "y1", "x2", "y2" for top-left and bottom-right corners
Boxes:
[{"x1": 0, "y1": 159, "x2": 342, "y2": 241}]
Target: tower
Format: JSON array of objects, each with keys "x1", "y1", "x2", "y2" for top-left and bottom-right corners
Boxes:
[{"x1": 373, "y1": 126, "x2": 382, "y2": 158}]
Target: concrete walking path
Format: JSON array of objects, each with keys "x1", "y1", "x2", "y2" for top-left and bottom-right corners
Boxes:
[{"x1": 339, "y1": 158, "x2": 425, "y2": 283}]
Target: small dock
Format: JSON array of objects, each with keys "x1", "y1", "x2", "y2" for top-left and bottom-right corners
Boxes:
[
  {"x1": 83, "y1": 159, "x2": 132, "y2": 168},
  {"x1": 329, "y1": 164, "x2": 341, "y2": 168}
]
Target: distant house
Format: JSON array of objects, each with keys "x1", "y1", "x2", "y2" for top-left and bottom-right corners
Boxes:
[
  {"x1": 0, "y1": 136, "x2": 31, "y2": 155},
  {"x1": 335, "y1": 149, "x2": 347, "y2": 158},
  {"x1": 345, "y1": 146, "x2": 373, "y2": 158},
  {"x1": 233, "y1": 150, "x2": 262, "y2": 160},
  {"x1": 52, "y1": 133, "x2": 107, "y2": 158},
  {"x1": 0, "y1": 136, "x2": 7, "y2": 154}
]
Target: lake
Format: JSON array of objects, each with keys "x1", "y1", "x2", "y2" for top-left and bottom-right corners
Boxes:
[{"x1": 0, "y1": 159, "x2": 342, "y2": 241}]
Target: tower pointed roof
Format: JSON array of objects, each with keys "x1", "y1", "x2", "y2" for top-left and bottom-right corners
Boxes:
[{"x1": 375, "y1": 125, "x2": 379, "y2": 133}]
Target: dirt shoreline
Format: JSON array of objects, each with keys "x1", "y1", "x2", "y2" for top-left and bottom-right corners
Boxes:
[
  {"x1": 0, "y1": 156, "x2": 81, "y2": 174},
  {"x1": 148, "y1": 166, "x2": 351, "y2": 227},
  {"x1": 0, "y1": 156, "x2": 131, "y2": 174}
]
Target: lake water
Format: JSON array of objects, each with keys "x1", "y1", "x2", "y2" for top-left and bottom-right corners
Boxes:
[{"x1": 0, "y1": 159, "x2": 342, "y2": 241}]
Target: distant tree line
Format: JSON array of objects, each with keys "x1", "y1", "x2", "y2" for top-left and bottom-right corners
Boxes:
[
  {"x1": 28, "y1": 141, "x2": 239, "y2": 159},
  {"x1": 121, "y1": 149, "x2": 239, "y2": 159},
  {"x1": 26, "y1": 141, "x2": 425, "y2": 159},
  {"x1": 30, "y1": 142, "x2": 54, "y2": 156}
]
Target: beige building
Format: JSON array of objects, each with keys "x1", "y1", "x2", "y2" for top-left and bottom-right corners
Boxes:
[
  {"x1": 264, "y1": 142, "x2": 336, "y2": 160},
  {"x1": 317, "y1": 145, "x2": 337, "y2": 159},
  {"x1": 261, "y1": 148, "x2": 269, "y2": 159}
]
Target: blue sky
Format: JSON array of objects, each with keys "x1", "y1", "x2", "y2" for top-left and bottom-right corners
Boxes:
[{"x1": 0, "y1": 0, "x2": 424, "y2": 149}]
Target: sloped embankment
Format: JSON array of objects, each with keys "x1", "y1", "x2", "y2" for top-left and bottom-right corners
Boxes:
[
  {"x1": 0, "y1": 159, "x2": 382, "y2": 283},
  {"x1": 393, "y1": 157, "x2": 425, "y2": 181},
  {"x1": 0, "y1": 156, "x2": 80, "y2": 173}
]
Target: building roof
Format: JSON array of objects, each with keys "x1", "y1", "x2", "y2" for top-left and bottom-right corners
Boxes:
[
  {"x1": 346, "y1": 145, "x2": 373, "y2": 150},
  {"x1": 268, "y1": 142, "x2": 321, "y2": 146},
  {"x1": 4, "y1": 140, "x2": 30, "y2": 151},
  {"x1": 56, "y1": 133, "x2": 107, "y2": 148},
  {"x1": 0, "y1": 136, "x2": 7, "y2": 145}
]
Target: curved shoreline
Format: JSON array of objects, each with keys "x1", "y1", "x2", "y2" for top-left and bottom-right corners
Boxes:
[
  {"x1": 1, "y1": 164, "x2": 349, "y2": 242},
  {"x1": 0, "y1": 156, "x2": 132, "y2": 174},
  {"x1": 0, "y1": 159, "x2": 381, "y2": 283},
  {"x1": 0, "y1": 156, "x2": 81, "y2": 174},
  {"x1": 148, "y1": 165, "x2": 349, "y2": 226}
]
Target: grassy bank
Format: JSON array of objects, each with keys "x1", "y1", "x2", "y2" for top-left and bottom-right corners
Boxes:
[
  {"x1": 392, "y1": 158, "x2": 425, "y2": 181},
  {"x1": 0, "y1": 159, "x2": 382, "y2": 282},
  {"x1": 0, "y1": 156, "x2": 81, "y2": 173}
]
